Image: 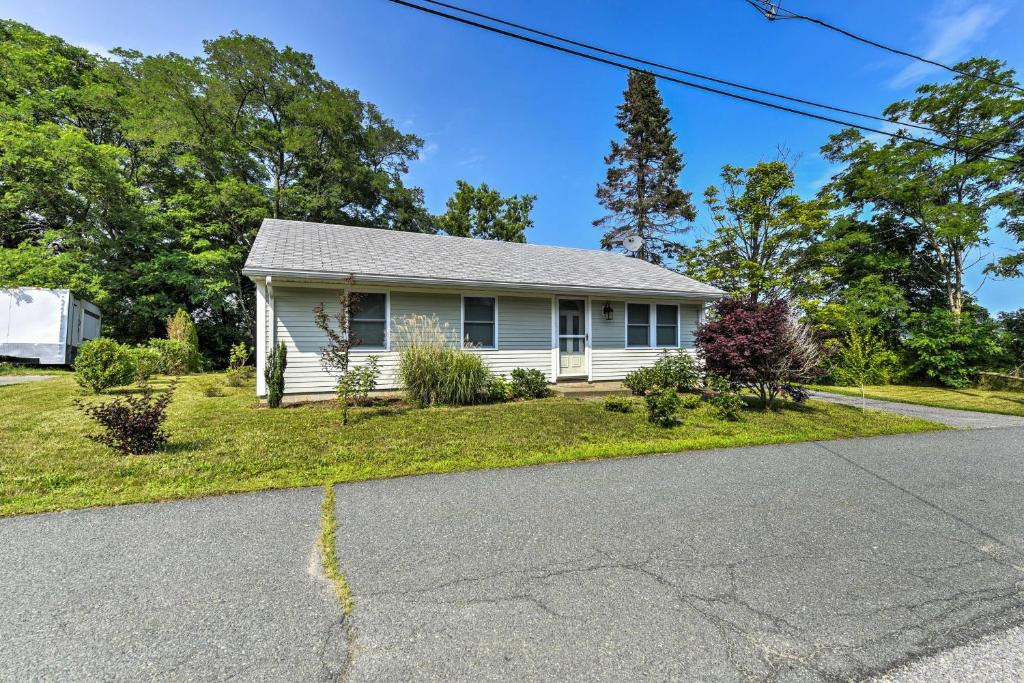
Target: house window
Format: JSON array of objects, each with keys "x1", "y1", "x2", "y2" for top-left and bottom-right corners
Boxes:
[
  {"x1": 626, "y1": 303, "x2": 650, "y2": 347},
  {"x1": 656, "y1": 304, "x2": 678, "y2": 347},
  {"x1": 350, "y1": 292, "x2": 387, "y2": 348},
  {"x1": 463, "y1": 296, "x2": 496, "y2": 348}
]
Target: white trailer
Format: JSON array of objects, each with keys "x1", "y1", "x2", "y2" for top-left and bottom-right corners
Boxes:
[{"x1": 0, "y1": 288, "x2": 102, "y2": 365}]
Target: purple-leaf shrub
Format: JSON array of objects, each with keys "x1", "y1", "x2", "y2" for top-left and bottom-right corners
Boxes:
[{"x1": 695, "y1": 298, "x2": 823, "y2": 409}]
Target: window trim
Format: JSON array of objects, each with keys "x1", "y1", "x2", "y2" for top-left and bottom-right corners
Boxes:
[
  {"x1": 624, "y1": 300, "x2": 685, "y2": 349},
  {"x1": 348, "y1": 289, "x2": 390, "y2": 351},
  {"x1": 461, "y1": 294, "x2": 498, "y2": 350},
  {"x1": 625, "y1": 302, "x2": 652, "y2": 348},
  {"x1": 655, "y1": 303, "x2": 680, "y2": 348}
]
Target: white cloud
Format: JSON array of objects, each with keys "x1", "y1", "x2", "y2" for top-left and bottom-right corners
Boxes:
[
  {"x1": 416, "y1": 141, "x2": 439, "y2": 164},
  {"x1": 457, "y1": 152, "x2": 485, "y2": 168},
  {"x1": 888, "y1": 1, "x2": 1006, "y2": 88},
  {"x1": 75, "y1": 41, "x2": 113, "y2": 59}
]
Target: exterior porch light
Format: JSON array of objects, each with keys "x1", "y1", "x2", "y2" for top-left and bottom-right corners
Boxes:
[{"x1": 602, "y1": 302, "x2": 614, "y2": 321}]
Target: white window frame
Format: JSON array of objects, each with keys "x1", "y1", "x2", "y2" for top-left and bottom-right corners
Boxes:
[
  {"x1": 348, "y1": 289, "x2": 390, "y2": 351},
  {"x1": 655, "y1": 303, "x2": 680, "y2": 348},
  {"x1": 461, "y1": 294, "x2": 498, "y2": 350},
  {"x1": 625, "y1": 302, "x2": 652, "y2": 348},
  {"x1": 624, "y1": 300, "x2": 684, "y2": 349}
]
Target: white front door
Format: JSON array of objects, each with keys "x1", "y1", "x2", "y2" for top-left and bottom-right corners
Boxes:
[{"x1": 558, "y1": 299, "x2": 586, "y2": 377}]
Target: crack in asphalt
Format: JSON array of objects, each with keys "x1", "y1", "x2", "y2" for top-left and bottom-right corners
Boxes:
[
  {"x1": 815, "y1": 441, "x2": 1024, "y2": 563},
  {"x1": 337, "y1": 429, "x2": 1024, "y2": 682}
]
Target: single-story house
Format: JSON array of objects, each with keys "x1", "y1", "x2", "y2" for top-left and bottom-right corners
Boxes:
[{"x1": 242, "y1": 218, "x2": 725, "y2": 399}]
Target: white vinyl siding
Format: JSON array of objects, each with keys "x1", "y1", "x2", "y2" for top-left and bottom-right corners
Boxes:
[
  {"x1": 261, "y1": 285, "x2": 703, "y2": 395},
  {"x1": 590, "y1": 301, "x2": 702, "y2": 382},
  {"x1": 264, "y1": 286, "x2": 553, "y2": 394}
]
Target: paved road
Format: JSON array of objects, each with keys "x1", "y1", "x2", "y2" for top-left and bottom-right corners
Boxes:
[
  {"x1": 809, "y1": 390, "x2": 1024, "y2": 429},
  {"x1": 0, "y1": 374, "x2": 55, "y2": 386},
  {"x1": 335, "y1": 427, "x2": 1024, "y2": 682},
  {"x1": 873, "y1": 624, "x2": 1024, "y2": 682},
  {"x1": 0, "y1": 488, "x2": 347, "y2": 682}
]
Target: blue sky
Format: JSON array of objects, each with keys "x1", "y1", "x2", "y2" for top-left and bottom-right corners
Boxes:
[{"x1": 5, "y1": 0, "x2": 1022, "y2": 311}]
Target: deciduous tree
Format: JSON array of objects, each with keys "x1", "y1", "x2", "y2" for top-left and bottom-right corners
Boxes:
[
  {"x1": 695, "y1": 298, "x2": 823, "y2": 409},
  {"x1": 676, "y1": 159, "x2": 828, "y2": 302},
  {"x1": 822, "y1": 58, "x2": 1023, "y2": 318},
  {"x1": 438, "y1": 180, "x2": 535, "y2": 242}
]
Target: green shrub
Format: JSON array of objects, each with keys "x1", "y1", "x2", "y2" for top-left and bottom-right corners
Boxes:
[
  {"x1": 225, "y1": 341, "x2": 255, "y2": 386},
  {"x1": 337, "y1": 356, "x2": 381, "y2": 425},
  {"x1": 127, "y1": 345, "x2": 162, "y2": 385},
  {"x1": 148, "y1": 338, "x2": 200, "y2": 375},
  {"x1": 266, "y1": 342, "x2": 287, "y2": 408},
  {"x1": 399, "y1": 345, "x2": 492, "y2": 407},
  {"x1": 167, "y1": 308, "x2": 200, "y2": 359},
  {"x1": 228, "y1": 341, "x2": 249, "y2": 369},
  {"x1": 603, "y1": 396, "x2": 634, "y2": 413},
  {"x1": 201, "y1": 382, "x2": 224, "y2": 397},
  {"x1": 645, "y1": 388, "x2": 682, "y2": 427},
  {"x1": 75, "y1": 382, "x2": 176, "y2": 454},
  {"x1": 509, "y1": 367, "x2": 550, "y2": 399},
  {"x1": 74, "y1": 338, "x2": 135, "y2": 393},
  {"x1": 905, "y1": 309, "x2": 1002, "y2": 388},
  {"x1": 679, "y1": 393, "x2": 701, "y2": 410},
  {"x1": 708, "y1": 391, "x2": 744, "y2": 421},
  {"x1": 653, "y1": 351, "x2": 700, "y2": 392},
  {"x1": 485, "y1": 374, "x2": 512, "y2": 403},
  {"x1": 623, "y1": 366, "x2": 659, "y2": 396}
]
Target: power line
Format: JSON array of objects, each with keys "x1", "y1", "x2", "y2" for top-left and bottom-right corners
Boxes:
[
  {"x1": 414, "y1": 0, "x2": 947, "y2": 140},
  {"x1": 385, "y1": 0, "x2": 1007, "y2": 162},
  {"x1": 743, "y1": 0, "x2": 1024, "y2": 96}
]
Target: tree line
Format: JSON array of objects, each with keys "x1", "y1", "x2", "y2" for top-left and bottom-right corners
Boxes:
[
  {"x1": 0, "y1": 21, "x2": 533, "y2": 364},
  {"x1": 2, "y1": 19, "x2": 1022, "y2": 383},
  {"x1": 593, "y1": 68, "x2": 1024, "y2": 386}
]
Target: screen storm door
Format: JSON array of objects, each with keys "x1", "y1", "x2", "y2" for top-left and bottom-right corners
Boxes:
[{"x1": 558, "y1": 299, "x2": 586, "y2": 377}]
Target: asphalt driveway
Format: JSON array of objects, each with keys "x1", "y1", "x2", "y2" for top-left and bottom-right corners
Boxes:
[
  {"x1": 335, "y1": 426, "x2": 1024, "y2": 682},
  {"x1": 0, "y1": 488, "x2": 347, "y2": 682},
  {"x1": 809, "y1": 390, "x2": 1024, "y2": 429}
]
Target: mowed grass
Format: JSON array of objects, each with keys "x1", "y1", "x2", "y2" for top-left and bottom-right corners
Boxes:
[
  {"x1": 0, "y1": 364, "x2": 71, "y2": 376},
  {"x1": 812, "y1": 384, "x2": 1024, "y2": 417},
  {"x1": 1, "y1": 374, "x2": 944, "y2": 517}
]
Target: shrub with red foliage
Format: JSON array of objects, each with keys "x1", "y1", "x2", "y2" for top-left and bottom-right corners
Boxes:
[
  {"x1": 695, "y1": 298, "x2": 822, "y2": 409},
  {"x1": 75, "y1": 381, "x2": 177, "y2": 455}
]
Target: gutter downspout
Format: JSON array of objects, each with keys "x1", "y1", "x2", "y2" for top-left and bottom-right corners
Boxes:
[{"x1": 266, "y1": 275, "x2": 275, "y2": 350}]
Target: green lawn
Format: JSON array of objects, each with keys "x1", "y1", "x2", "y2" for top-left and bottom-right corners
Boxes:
[
  {"x1": 1, "y1": 374, "x2": 944, "y2": 517},
  {"x1": 0, "y1": 363, "x2": 70, "y2": 376},
  {"x1": 811, "y1": 384, "x2": 1024, "y2": 417}
]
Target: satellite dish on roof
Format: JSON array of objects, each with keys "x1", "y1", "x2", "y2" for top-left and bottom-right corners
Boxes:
[{"x1": 622, "y1": 234, "x2": 643, "y2": 253}]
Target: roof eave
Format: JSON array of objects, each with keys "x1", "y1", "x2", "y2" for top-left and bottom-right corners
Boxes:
[{"x1": 241, "y1": 267, "x2": 726, "y2": 300}]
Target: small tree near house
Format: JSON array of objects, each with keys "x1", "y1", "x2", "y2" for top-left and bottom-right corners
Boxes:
[
  {"x1": 830, "y1": 322, "x2": 898, "y2": 411},
  {"x1": 313, "y1": 284, "x2": 380, "y2": 425},
  {"x1": 696, "y1": 298, "x2": 823, "y2": 410}
]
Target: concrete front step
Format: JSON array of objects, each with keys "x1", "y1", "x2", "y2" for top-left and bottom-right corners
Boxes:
[{"x1": 551, "y1": 381, "x2": 630, "y2": 399}]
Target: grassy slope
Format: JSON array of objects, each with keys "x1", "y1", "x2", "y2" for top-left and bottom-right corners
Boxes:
[
  {"x1": 1, "y1": 374, "x2": 943, "y2": 517},
  {"x1": 811, "y1": 384, "x2": 1024, "y2": 417}
]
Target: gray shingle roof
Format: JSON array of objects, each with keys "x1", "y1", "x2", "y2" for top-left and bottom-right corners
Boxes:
[{"x1": 243, "y1": 219, "x2": 724, "y2": 298}]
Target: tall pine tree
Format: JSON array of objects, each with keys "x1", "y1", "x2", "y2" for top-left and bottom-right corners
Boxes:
[{"x1": 594, "y1": 71, "x2": 695, "y2": 264}]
